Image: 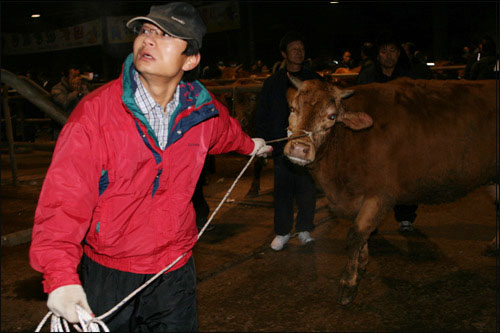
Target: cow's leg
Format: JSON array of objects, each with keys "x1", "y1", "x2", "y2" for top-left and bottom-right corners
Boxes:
[
  {"x1": 246, "y1": 157, "x2": 265, "y2": 198},
  {"x1": 338, "y1": 197, "x2": 385, "y2": 305},
  {"x1": 484, "y1": 184, "x2": 498, "y2": 256}
]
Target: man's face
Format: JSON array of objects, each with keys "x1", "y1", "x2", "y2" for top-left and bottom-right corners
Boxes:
[
  {"x1": 68, "y1": 68, "x2": 80, "y2": 80},
  {"x1": 133, "y1": 23, "x2": 193, "y2": 81},
  {"x1": 343, "y1": 51, "x2": 352, "y2": 64},
  {"x1": 378, "y1": 43, "x2": 400, "y2": 70},
  {"x1": 282, "y1": 40, "x2": 305, "y2": 66}
]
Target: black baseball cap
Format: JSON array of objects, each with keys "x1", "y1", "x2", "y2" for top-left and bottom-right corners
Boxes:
[{"x1": 126, "y1": 2, "x2": 207, "y2": 48}]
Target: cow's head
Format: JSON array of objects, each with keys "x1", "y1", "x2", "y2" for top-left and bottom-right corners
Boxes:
[{"x1": 284, "y1": 75, "x2": 373, "y2": 165}]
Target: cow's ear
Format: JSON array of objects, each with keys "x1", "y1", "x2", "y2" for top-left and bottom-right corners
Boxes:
[
  {"x1": 338, "y1": 111, "x2": 373, "y2": 130},
  {"x1": 287, "y1": 73, "x2": 304, "y2": 89}
]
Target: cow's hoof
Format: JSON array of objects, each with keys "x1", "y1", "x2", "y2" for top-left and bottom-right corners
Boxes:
[{"x1": 337, "y1": 284, "x2": 358, "y2": 305}]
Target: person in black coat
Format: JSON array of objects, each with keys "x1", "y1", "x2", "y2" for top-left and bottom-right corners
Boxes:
[
  {"x1": 468, "y1": 35, "x2": 497, "y2": 80},
  {"x1": 357, "y1": 31, "x2": 422, "y2": 233},
  {"x1": 256, "y1": 31, "x2": 322, "y2": 251}
]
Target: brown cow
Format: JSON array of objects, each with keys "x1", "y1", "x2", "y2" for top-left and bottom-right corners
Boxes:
[{"x1": 284, "y1": 76, "x2": 497, "y2": 305}]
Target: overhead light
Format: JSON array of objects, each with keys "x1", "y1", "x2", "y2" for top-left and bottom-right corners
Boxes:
[
  {"x1": 31, "y1": 14, "x2": 41, "y2": 18},
  {"x1": 330, "y1": 1, "x2": 339, "y2": 3},
  {"x1": 427, "y1": 62, "x2": 435, "y2": 66}
]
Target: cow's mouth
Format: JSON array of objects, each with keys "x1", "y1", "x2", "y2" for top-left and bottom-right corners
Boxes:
[{"x1": 286, "y1": 155, "x2": 312, "y2": 166}]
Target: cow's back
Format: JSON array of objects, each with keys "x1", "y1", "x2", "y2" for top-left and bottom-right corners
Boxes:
[{"x1": 316, "y1": 78, "x2": 496, "y2": 211}]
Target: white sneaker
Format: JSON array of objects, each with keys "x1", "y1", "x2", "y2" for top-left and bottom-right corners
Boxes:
[
  {"x1": 298, "y1": 231, "x2": 315, "y2": 245},
  {"x1": 270, "y1": 234, "x2": 290, "y2": 251}
]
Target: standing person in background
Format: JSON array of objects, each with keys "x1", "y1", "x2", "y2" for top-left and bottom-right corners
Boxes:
[
  {"x1": 338, "y1": 49, "x2": 356, "y2": 69},
  {"x1": 51, "y1": 65, "x2": 91, "y2": 116},
  {"x1": 30, "y1": 2, "x2": 271, "y2": 331},
  {"x1": 50, "y1": 65, "x2": 92, "y2": 139},
  {"x1": 256, "y1": 31, "x2": 322, "y2": 251},
  {"x1": 356, "y1": 42, "x2": 377, "y2": 84},
  {"x1": 357, "y1": 32, "x2": 410, "y2": 84},
  {"x1": 357, "y1": 31, "x2": 420, "y2": 233},
  {"x1": 402, "y1": 41, "x2": 433, "y2": 79},
  {"x1": 468, "y1": 35, "x2": 497, "y2": 80}
]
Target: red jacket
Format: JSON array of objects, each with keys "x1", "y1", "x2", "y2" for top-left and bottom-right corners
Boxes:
[{"x1": 30, "y1": 54, "x2": 254, "y2": 293}]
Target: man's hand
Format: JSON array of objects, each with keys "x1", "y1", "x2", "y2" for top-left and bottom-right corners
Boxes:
[
  {"x1": 69, "y1": 76, "x2": 82, "y2": 92},
  {"x1": 251, "y1": 138, "x2": 273, "y2": 157},
  {"x1": 47, "y1": 284, "x2": 93, "y2": 323}
]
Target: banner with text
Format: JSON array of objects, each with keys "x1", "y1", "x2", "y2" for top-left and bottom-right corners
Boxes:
[
  {"x1": 2, "y1": 20, "x2": 102, "y2": 55},
  {"x1": 107, "y1": 16, "x2": 135, "y2": 44},
  {"x1": 2, "y1": 2, "x2": 241, "y2": 56}
]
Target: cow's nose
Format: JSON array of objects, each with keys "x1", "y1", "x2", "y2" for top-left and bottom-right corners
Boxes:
[{"x1": 290, "y1": 141, "x2": 310, "y2": 159}]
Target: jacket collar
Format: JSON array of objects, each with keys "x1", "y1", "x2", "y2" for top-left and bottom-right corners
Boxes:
[{"x1": 120, "y1": 53, "x2": 217, "y2": 148}]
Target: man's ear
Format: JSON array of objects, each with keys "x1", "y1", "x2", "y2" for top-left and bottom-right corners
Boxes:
[
  {"x1": 280, "y1": 51, "x2": 287, "y2": 60},
  {"x1": 182, "y1": 53, "x2": 201, "y2": 71}
]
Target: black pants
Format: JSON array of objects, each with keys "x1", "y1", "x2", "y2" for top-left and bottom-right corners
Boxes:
[
  {"x1": 394, "y1": 204, "x2": 418, "y2": 223},
  {"x1": 81, "y1": 255, "x2": 198, "y2": 332},
  {"x1": 273, "y1": 155, "x2": 316, "y2": 235}
]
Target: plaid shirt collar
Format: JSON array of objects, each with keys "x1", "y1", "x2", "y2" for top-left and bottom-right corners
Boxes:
[
  {"x1": 133, "y1": 70, "x2": 180, "y2": 150},
  {"x1": 133, "y1": 70, "x2": 179, "y2": 116}
]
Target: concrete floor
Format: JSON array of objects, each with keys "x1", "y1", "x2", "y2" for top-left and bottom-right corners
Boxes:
[{"x1": 1, "y1": 150, "x2": 498, "y2": 332}]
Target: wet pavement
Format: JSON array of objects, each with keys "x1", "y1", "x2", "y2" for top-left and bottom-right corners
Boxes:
[{"x1": 1, "y1": 149, "x2": 498, "y2": 332}]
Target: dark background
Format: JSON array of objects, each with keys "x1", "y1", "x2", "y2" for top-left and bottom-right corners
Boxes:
[{"x1": 1, "y1": 1, "x2": 498, "y2": 81}]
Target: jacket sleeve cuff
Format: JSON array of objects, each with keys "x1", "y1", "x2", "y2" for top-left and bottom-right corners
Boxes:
[
  {"x1": 42, "y1": 272, "x2": 82, "y2": 294},
  {"x1": 238, "y1": 135, "x2": 255, "y2": 155}
]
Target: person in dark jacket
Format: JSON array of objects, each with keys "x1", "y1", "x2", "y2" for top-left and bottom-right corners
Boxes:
[
  {"x1": 356, "y1": 42, "x2": 377, "y2": 84},
  {"x1": 468, "y1": 35, "x2": 497, "y2": 80},
  {"x1": 357, "y1": 32, "x2": 410, "y2": 84},
  {"x1": 256, "y1": 31, "x2": 322, "y2": 251},
  {"x1": 338, "y1": 49, "x2": 357, "y2": 69},
  {"x1": 51, "y1": 66, "x2": 90, "y2": 116},
  {"x1": 403, "y1": 41, "x2": 433, "y2": 79},
  {"x1": 357, "y1": 31, "x2": 421, "y2": 233}
]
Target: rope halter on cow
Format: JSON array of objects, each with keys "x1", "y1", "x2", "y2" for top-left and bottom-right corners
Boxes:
[{"x1": 266, "y1": 125, "x2": 335, "y2": 145}]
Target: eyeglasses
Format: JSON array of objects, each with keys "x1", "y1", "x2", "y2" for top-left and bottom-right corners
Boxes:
[{"x1": 134, "y1": 26, "x2": 172, "y2": 40}]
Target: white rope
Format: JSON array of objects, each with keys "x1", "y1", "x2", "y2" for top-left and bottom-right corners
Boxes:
[
  {"x1": 35, "y1": 305, "x2": 110, "y2": 333},
  {"x1": 197, "y1": 153, "x2": 255, "y2": 239},
  {"x1": 35, "y1": 153, "x2": 257, "y2": 332}
]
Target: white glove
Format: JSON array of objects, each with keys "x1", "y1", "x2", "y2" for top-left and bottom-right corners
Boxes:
[
  {"x1": 47, "y1": 284, "x2": 93, "y2": 323},
  {"x1": 251, "y1": 138, "x2": 273, "y2": 157}
]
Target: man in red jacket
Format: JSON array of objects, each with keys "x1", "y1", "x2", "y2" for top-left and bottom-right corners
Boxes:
[{"x1": 29, "y1": 2, "x2": 271, "y2": 331}]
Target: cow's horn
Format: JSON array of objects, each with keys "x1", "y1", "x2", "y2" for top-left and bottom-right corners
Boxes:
[
  {"x1": 287, "y1": 73, "x2": 304, "y2": 89},
  {"x1": 341, "y1": 90, "x2": 354, "y2": 99}
]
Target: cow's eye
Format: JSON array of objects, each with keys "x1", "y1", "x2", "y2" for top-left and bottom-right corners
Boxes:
[
  {"x1": 328, "y1": 114, "x2": 336, "y2": 120},
  {"x1": 290, "y1": 106, "x2": 295, "y2": 112}
]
